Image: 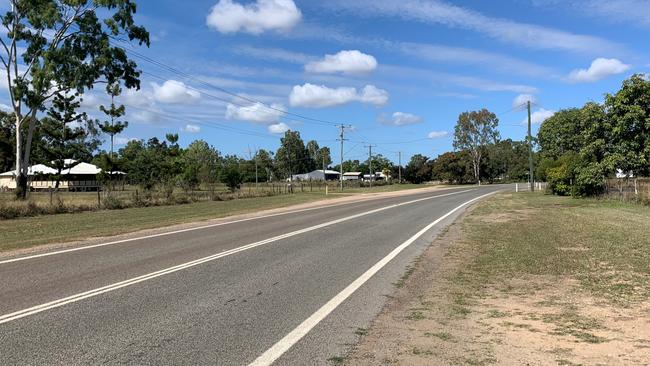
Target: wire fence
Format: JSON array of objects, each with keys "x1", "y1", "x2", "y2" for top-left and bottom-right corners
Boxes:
[{"x1": 603, "y1": 178, "x2": 650, "y2": 204}]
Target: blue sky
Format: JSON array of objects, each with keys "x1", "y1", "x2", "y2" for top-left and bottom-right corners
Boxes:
[{"x1": 4, "y1": 0, "x2": 650, "y2": 164}]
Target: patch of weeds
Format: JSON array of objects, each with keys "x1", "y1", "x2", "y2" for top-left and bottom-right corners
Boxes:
[
  {"x1": 327, "y1": 356, "x2": 345, "y2": 365},
  {"x1": 406, "y1": 311, "x2": 425, "y2": 321},
  {"x1": 486, "y1": 309, "x2": 508, "y2": 318},
  {"x1": 556, "y1": 359, "x2": 583, "y2": 366},
  {"x1": 411, "y1": 347, "x2": 434, "y2": 356},
  {"x1": 570, "y1": 331, "x2": 607, "y2": 344},
  {"x1": 450, "y1": 305, "x2": 471, "y2": 318},
  {"x1": 394, "y1": 265, "x2": 416, "y2": 288},
  {"x1": 424, "y1": 331, "x2": 454, "y2": 341},
  {"x1": 354, "y1": 327, "x2": 368, "y2": 336}
]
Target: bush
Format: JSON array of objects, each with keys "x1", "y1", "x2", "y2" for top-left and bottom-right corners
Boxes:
[{"x1": 102, "y1": 195, "x2": 124, "y2": 210}]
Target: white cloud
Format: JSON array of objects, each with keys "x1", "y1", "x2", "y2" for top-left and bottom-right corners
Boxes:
[
  {"x1": 568, "y1": 58, "x2": 631, "y2": 83},
  {"x1": 532, "y1": 0, "x2": 650, "y2": 28},
  {"x1": 289, "y1": 83, "x2": 389, "y2": 108},
  {"x1": 206, "y1": 0, "x2": 301, "y2": 34},
  {"x1": 122, "y1": 88, "x2": 155, "y2": 108},
  {"x1": 182, "y1": 124, "x2": 201, "y2": 133},
  {"x1": 397, "y1": 42, "x2": 554, "y2": 78},
  {"x1": 268, "y1": 122, "x2": 290, "y2": 134},
  {"x1": 132, "y1": 110, "x2": 161, "y2": 123},
  {"x1": 325, "y1": 0, "x2": 621, "y2": 54},
  {"x1": 512, "y1": 94, "x2": 537, "y2": 109},
  {"x1": 0, "y1": 103, "x2": 12, "y2": 111},
  {"x1": 114, "y1": 137, "x2": 138, "y2": 145},
  {"x1": 152, "y1": 80, "x2": 201, "y2": 104},
  {"x1": 225, "y1": 102, "x2": 285, "y2": 123},
  {"x1": 305, "y1": 50, "x2": 378, "y2": 74},
  {"x1": 379, "y1": 112, "x2": 422, "y2": 126},
  {"x1": 522, "y1": 108, "x2": 555, "y2": 125},
  {"x1": 428, "y1": 131, "x2": 449, "y2": 139}
]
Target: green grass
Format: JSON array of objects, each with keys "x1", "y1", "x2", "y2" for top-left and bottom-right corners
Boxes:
[
  {"x1": 0, "y1": 192, "x2": 336, "y2": 252},
  {"x1": 456, "y1": 192, "x2": 650, "y2": 305}
]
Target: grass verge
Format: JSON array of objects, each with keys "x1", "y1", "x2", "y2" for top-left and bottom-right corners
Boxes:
[{"x1": 347, "y1": 192, "x2": 650, "y2": 366}]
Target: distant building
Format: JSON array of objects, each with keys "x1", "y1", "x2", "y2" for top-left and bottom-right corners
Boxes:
[
  {"x1": 362, "y1": 172, "x2": 389, "y2": 181},
  {"x1": 342, "y1": 172, "x2": 362, "y2": 181},
  {"x1": 291, "y1": 169, "x2": 341, "y2": 181},
  {"x1": 0, "y1": 159, "x2": 122, "y2": 191},
  {"x1": 616, "y1": 169, "x2": 634, "y2": 178}
]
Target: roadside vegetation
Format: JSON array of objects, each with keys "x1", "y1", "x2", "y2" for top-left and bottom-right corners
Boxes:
[
  {"x1": 347, "y1": 192, "x2": 650, "y2": 365},
  {"x1": 537, "y1": 75, "x2": 649, "y2": 202}
]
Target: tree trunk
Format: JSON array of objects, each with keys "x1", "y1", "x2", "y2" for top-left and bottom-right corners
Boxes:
[{"x1": 14, "y1": 114, "x2": 27, "y2": 199}]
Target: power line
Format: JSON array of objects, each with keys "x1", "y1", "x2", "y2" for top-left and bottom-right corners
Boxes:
[{"x1": 103, "y1": 33, "x2": 341, "y2": 127}]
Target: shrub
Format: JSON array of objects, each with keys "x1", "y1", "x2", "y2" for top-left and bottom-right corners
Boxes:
[{"x1": 102, "y1": 195, "x2": 124, "y2": 210}]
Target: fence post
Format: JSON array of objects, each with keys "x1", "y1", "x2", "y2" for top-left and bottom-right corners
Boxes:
[
  {"x1": 97, "y1": 189, "x2": 101, "y2": 207},
  {"x1": 635, "y1": 179, "x2": 638, "y2": 196},
  {"x1": 516, "y1": 183, "x2": 519, "y2": 192}
]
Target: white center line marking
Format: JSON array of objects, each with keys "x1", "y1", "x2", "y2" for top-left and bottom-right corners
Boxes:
[
  {"x1": 0, "y1": 190, "x2": 473, "y2": 325},
  {"x1": 0, "y1": 188, "x2": 463, "y2": 265},
  {"x1": 248, "y1": 191, "x2": 496, "y2": 366}
]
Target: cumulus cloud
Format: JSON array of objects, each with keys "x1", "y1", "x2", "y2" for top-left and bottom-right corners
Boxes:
[
  {"x1": 122, "y1": 88, "x2": 155, "y2": 108},
  {"x1": 428, "y1": 131, "x2": 449, "y2": 139},
  {"x1": 305, "y1": 50, "x2": 378, "y2": 74},
  {"x1": 568, "y1": 58, "x2": 630, "y2": 83},
  {"x1": 0, "y1": 103, "x2": 12, "y2": 112},
  {"x1": 182, "y1": 124, "x2": 201, "y2": 133},
  {"x1": 379, "y1": 112, "x2": 422, "y2": 126},
  {"x1": 225, "y1": 102, "x2": 285, "y2": 123},
  {"x1": 152, "y1": 80, "x2": 201, "y2": 104},
  {"x1": 522, "y1": 108, "x2": 555, "y2": 125},
  {"x1": 268, "y1": 122, "x2": 290, "y2": 134},
  {"x1": 206, "y1": 0, "x2": 301, "y2": 34},
  {"x1": 512, "y1": 94, "x2": 537, "y2": 110},
  {"x1": 289, "y1": 83, "x2": 389, "y2": 108}
]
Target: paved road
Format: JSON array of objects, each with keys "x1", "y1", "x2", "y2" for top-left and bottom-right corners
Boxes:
[{"x1": 0, "y1": 185, "x2": 505, "y2": 365}]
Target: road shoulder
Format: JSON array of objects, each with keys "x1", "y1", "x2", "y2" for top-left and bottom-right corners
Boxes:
[{"x1": 345, "y1": 192, "x2": 650, "y2": 365}]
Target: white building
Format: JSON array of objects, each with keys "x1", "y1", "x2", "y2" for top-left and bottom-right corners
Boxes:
[
  {"x1": 291, "y1": 169, "x2": 341, "y2": 181},
  {"x1": 0, "y1": 159, "x2": 119, "y2": 191},
  {"x1": 342, "y1": 172, "x2": 362, "y2": 181}
]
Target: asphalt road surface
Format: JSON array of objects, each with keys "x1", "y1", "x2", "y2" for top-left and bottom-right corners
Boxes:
[{"x1": 0, "y1": 185, "x2": 506, "y2": 365}]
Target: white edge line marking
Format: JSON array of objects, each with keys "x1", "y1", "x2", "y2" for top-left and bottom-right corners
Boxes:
[
  {"x1": 0, "y1": 190, "x2": 475, "y2": 325},
  {"x1": 248, "y1": 191, "x2": 497, "y2": 366},
  {"x1": 0, "y1": 188, "x2": 471, "y2": 265}
]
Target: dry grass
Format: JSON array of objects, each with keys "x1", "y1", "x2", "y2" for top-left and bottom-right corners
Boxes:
[{"x1": 347, "y1": 192, "x2": 650, "y2": 366}]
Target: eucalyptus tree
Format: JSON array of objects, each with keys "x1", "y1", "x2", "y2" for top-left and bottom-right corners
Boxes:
[
  {"x1": 453, "y1": 109, "x2": 500, "y2": 185},
  {"x1": 0, "y1": 0, "x2": 149, "y2": 198}
]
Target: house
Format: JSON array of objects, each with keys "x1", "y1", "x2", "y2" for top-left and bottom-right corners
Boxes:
[
  {"x1": 362, "y1": 172, "x2": 389, "y2": 181},
  {"x1": 0, "y1": 159, "x2": 121, "y2": 191},
  {"x1": 291, "y1": 169, "x2": 341, "y2": 181},
  {"x1": 342, "y1": 172, "x2": 362, "y2": 181}
]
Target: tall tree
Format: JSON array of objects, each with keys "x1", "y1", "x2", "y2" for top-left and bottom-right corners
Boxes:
[
  {"x1": 98, "y1": 82, "x2": 128, "y2": 166},
  {"x1": 602, "y1": 74, "x2": 650, "y2": 176},
  {"x1": 39, "y1": 92, "x2": 94, "y2": 190},
  {"x1": 0, "y1": 110, "x2": 14, "y2": 173},
  {"x1": 1, "y1": 0, "x2": 149, "y2": 198},
  {"x1": 275, "y1": 130, "x2": 309, "y2": 179},
  {"x1": 453, "y1": 109, "x2": 500, "y2": 184},
  {"x1": 404, "y1": 154, "x2": 432, "y2": 184}
]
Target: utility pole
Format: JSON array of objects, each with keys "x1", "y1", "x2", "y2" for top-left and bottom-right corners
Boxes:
[
  {"x1": 338, "y1": 124, "x2": 350, "y2": 191},
  {"x1": 365, "y1": 144, "x2": 377, "y2": 188},
  {"x1": 246, "y1": 146, "x2": 259, "y2": 189},
  {"x1": 527, "y1": 100, "x2": 534, "y2": 192},
  {"x1": 398, "y1": 151, "x2": 402, "y2": 184}
]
